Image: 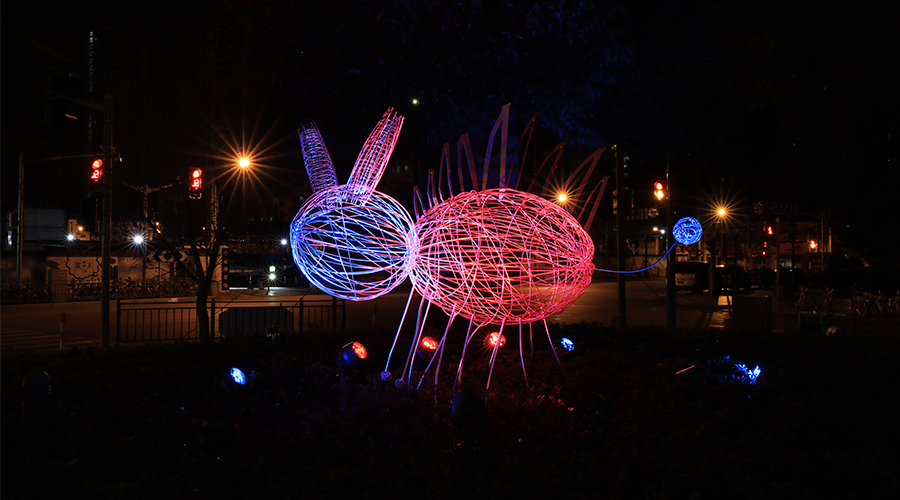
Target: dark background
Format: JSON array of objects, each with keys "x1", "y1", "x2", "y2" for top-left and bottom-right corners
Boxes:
[{"x1": 2, "y1": 0, "x2": 897, "y2": 262}]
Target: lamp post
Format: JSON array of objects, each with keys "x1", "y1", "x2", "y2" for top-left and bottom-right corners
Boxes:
[{"x1": 122, "y1": 180, "x2": 176, "y2": 282}]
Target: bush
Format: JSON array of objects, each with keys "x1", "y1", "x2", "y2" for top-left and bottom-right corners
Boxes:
[{"x1": 3, "y1": 324, "x2": 899, "y2": 499}]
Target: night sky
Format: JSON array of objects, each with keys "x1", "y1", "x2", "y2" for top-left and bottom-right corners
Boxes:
[{"x1": 2, "y1": 0, "x2": 897, "y2": 261}]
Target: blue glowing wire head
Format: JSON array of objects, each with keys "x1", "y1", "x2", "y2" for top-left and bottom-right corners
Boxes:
[
  {"x1": 230, "y1": 367, "x2": 246, "y2": 385},
  {"x1": 673, "y1": 217, "x2": 703, "y2": 245},
  {"x1": 560, "y1": 337, "x2": 575, "y2": 351},
  {"x1": 290, "y1": 187, "x2": 417, "y2": 301}
]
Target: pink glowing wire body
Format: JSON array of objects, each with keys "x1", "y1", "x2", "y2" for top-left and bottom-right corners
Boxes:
[{"x1": 410, "y1": 188, "x2": 594, "y2": 325}]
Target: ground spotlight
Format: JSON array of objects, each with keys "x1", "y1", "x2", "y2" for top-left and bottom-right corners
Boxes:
[
  {"x1": 216, "y1": 366, "x2": 250, "y2": 395},
  {"x1": 560, "y1": 337, "x2": 575, "y2": 352},
  {"x1": 337, "y1": 341, "x2": 367, "y2": 370},
  {"x1": 484, "y1": 332, "x2": 506, "y2": 349},
  {"x1": 415, "y1": 336, "x2": 439, "y2": 368},
  {"x1": 451, "y1": 390, "x2": 488, "y2": 442}
]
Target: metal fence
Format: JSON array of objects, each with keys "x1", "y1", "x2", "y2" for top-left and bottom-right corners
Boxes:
[{"x1": 116, "y1": 295, "x2": 346, "y2": 344}]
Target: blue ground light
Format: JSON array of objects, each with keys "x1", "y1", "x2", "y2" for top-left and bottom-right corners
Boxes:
[{"x1": 230, "y1": 367, "x2": 247, "y2": 385}]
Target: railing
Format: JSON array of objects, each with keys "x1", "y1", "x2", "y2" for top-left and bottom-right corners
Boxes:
[
  {"x1": 116, "y1": 295, "x2": 346, "y2": 344},
  {"x1": 63, "y1": 278, "x2": 198, "y2": 302},
  {"x1": 0, "y1": 280, "x2": 55, "y2": 304}
]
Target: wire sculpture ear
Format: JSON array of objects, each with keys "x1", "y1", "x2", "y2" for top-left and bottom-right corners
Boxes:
[
  {"x1": 298, "y1": 125, "x2": 338, "y2": 194},
  {"x1": 347, "y1": 108, "x2": 404, "y2": 203}
]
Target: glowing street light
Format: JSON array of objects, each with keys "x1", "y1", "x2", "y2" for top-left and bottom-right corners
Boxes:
[
  {"x1": 66, "y1": 234, "x2": 76, "y2": 241},
  {"x1": 717, "y1": 207, "x2": 727, "y2": 218},
  {"x1": 133, "y1": 234, "x2": 144, "y2": 245},
  {"x1": 557, "y1": 193, "x2": 568, "y2": 204},
  {"x1": 238, "y1": 157, "x2": 250, "y2": 169}
]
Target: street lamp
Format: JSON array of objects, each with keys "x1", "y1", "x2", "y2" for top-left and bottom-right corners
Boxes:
[{"x1": 238, "y1": 157, "x2": 250, "y2": 169}]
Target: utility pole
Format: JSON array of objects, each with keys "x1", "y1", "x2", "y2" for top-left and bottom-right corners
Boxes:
[
  {"x1": 17, "y1": 154, "x2": 24, "y2": 285},
  {"x1": 616, "y1": 145, "x2": 626, "y2": 329},
  {"x1": 122, "y1": 180, "x2": 176, "y2": 281},
  {"x1": 666, "y1": 155, "x2": 676, "y2": 329},
  {"x1": 17, "y1": 152, "x2": 105, "y2": 285},
  {"x1": 101, "y1": 94, "x2": 113, "y2": 348}
]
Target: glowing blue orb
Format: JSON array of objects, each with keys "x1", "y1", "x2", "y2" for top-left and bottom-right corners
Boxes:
[
  {"x1": 230, "y1": 367, "x2": 246, "y2": 385},
  {"x1": 560, "y1": 337, "x2": 575, "y2": 351},
  {"x1": 673, "y1": 217, "x2": 703, "y2": 245}
]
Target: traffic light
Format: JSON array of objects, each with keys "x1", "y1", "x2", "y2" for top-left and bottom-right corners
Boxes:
[
  {"x1": 89, "y1": 158, "x2": 103, "y2": 192},
  {"x1": 189, "y1": 168, "x2": 202, "y2": 199},
  {"x1": 653, "y1": 181, "x2": 666, "y2": 205}
]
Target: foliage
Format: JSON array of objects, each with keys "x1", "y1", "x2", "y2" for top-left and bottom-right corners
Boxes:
[{"x1": 3, "y1": 323, "x2": 899, "y2": 499}]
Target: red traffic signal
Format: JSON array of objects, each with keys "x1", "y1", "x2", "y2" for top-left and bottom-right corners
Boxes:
[
  {"x1": 89, "y1": 158, "x2": 103, "y2": 191},
  {"x1": 189, "y1": 168, "x2": 202, "y2": 199},
  {"x1": 653, "y1": 181, "x2": 665, "y2": 202}
]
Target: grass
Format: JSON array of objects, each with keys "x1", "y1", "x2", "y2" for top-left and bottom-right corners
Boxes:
[{"x1": 2, "y1": 322, "x2": 899, "y2": 499}]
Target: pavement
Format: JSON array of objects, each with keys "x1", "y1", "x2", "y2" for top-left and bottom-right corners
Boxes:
[
  {"x1": 218, "y1": 281, "x2": 897, "y2": 336},
  {"x1": 2, "y1": 281, "x2": 895, "y2": 356}
]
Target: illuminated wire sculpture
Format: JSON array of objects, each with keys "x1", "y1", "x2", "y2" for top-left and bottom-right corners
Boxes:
[
  {"x1": 410, "y1": 188, "x2": 594, "y2": 325},
  {"x1": 673, "y1": 216, "x2": 703, "y2": 245},
  {"x1": 289, "y1": 106, "x2": 704, "y2": 391},
  {"x1": 290, "y1": 109, "x2": 415, "y2": 301},
  {"x1": 347, "y1": 110, "x2": 404, "y2": 203},
  {"x1": 382, "y1": 105, "x2": 705, "y2": 392},
  {"x1": 298, "y1": 126, "x2": 338, "y2": 194}
]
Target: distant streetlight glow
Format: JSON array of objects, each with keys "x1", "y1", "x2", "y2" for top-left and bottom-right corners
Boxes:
[
  {"x1": 67, "y1": 234, "x2": 75, "y2": 241},
  {"x1": 133, "y1": 234, "x2": 144, "y2": 245},
  {"x1": 557, "y1": 193, "x2": 567, "y2": 203},
  {"x1": 239, "y1": 157, "x2": 250, "y2": 168},
  {"x1": 717, "y1": 207, "x2": 727, "y2": 217},
  {"x1": 280, "y1": 238, "x2": 288, "y2": 246},
  {"x1": 411, "y1": 98, "x2": 419, "y2": 105}
]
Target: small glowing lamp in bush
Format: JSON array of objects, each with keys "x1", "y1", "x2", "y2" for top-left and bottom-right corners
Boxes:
[
  {"x1": 420, "y1": 336, "x2": 438, "y2": 351},
  {"x1": 217, "y1": 366, "x2": 249, "y2": 395},
  {"x1": 230, "y1": 367, "x2": 246, "y2": 385},
  {"x1": 485, "y1": 332, "x2": 506, "y2": 349},
  {"x1": 414, "y1": 336, "x2": 439, "y2": 369},
  {"x1": 735, "y1": 363, "x2": 761, "y2": 384},
  {"x1": 337, "y1": 341, "x2": 367, "y2": 369},
  {"x1": 560, "y1": 337, "x2": 575, "y2": 352}
]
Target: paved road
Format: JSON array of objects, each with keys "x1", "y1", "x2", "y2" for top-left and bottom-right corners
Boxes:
[{"x1": 2, "y1": 278, "x2": 882, "y2": 354}]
